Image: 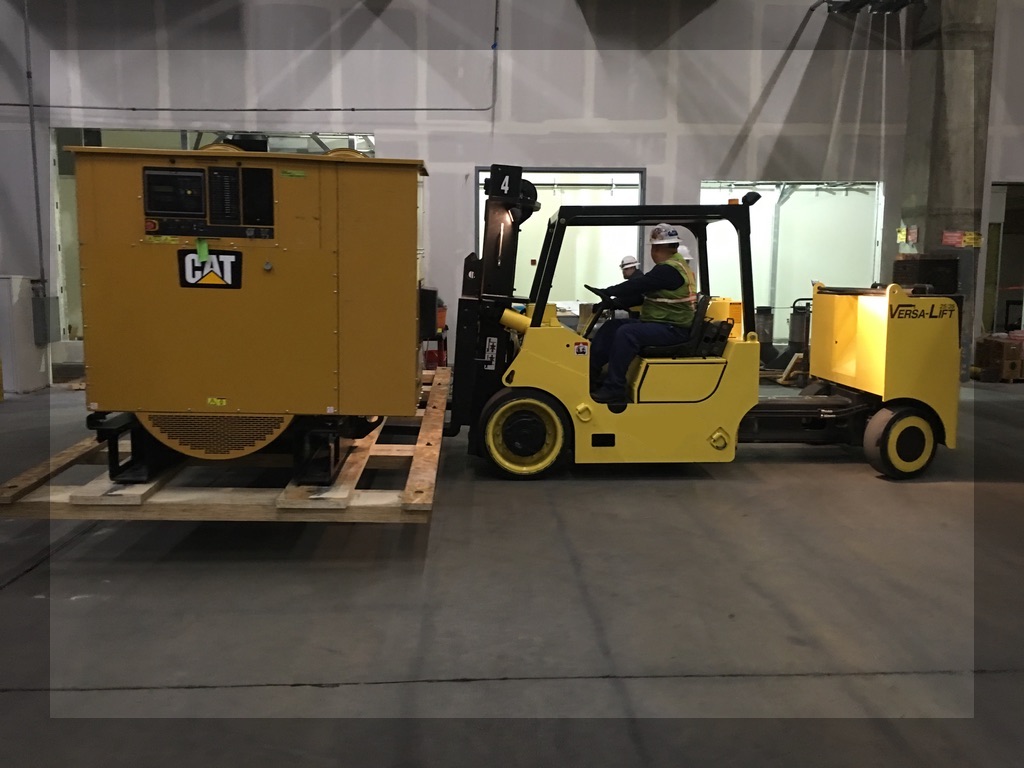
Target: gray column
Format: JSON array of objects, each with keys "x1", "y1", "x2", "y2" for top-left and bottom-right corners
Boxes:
[
  {"x1": 901, "y1": 0, "x2": 996, "y2": 250},
  {"x1": 897, "y1": 0, "x2": 996, "y2": 375}
]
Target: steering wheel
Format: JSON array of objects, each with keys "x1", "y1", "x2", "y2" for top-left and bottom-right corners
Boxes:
[{"x1": 582, "y1": 284, "x2": 627, "y2": 339}]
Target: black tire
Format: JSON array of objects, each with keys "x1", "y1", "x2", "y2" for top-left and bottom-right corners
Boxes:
[
  {"x1": 479, "y1": 388, "x2": 571, "y2": 478},
  {"x1": 863, "y1": 405, "x2": 938, "y2": 479}
]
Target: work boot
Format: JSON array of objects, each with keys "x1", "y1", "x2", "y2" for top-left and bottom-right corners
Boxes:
[{"x1": 591, "y1": 385, "x2": 627, "y2": 404}]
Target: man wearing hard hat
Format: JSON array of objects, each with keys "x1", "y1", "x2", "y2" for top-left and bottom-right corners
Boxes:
[
  {"x1": 618, "y1": 255, "x2": 644, "y2": 318},
  {"x1": 619, "y1": 255, "x2": 643, "y2": 281},
  {"x1": 586, "y1": 224, "x2": 698, "y2": 403}
]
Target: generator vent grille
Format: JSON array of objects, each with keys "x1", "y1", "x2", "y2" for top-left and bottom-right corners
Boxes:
[{"x1": 141, "y1": 413, "x2": 293, "y2": 459}]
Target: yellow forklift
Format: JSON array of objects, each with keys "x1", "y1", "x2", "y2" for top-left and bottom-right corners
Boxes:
[{"x1": 448, "y1": 165, "x2": 961, "y2": 480}]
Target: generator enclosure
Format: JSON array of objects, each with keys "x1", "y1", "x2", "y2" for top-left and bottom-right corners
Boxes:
[{"x1": 71, "y1": 146, "x2": 427, "y2": 458}]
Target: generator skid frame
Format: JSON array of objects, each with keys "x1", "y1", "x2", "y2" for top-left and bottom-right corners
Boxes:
[{"x1": 449, "y1": 165, "x2": 961, "y2": 480}]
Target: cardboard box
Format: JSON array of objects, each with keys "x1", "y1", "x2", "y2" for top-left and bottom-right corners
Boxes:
[
  {"x1": 975, "y1": 337, "x2": 1022, "y2": 368},
  {"x1": 997, "y1": 357, "x2": 1022, "y2": 381}
]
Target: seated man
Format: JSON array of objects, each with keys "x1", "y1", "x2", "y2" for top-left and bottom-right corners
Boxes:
[
  {"x1": 618, "y1": 255, "x2": 644, "y2": 319},
  {"x1": 588, "y1": 224, "x2": 698, "y2": 403}
]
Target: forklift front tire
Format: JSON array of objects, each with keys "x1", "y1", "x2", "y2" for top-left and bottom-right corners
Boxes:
[
  {"x1": 863, "y1": 405, "x2": 937, "y2": 480},
  {"x1": 481, "y1": 389, "x2": 570, "y2": 478}
]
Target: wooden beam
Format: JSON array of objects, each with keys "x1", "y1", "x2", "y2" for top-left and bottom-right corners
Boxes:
[
  {"x1": 369, "y1": 444, "x2": 417, "y2": 458},
  {"x1": 0, "y1": 436, "x2": 102, "y2": 505},
  {"x1": 402, "y1": 367, "x2": 450, "y2": 511},
  {"x1": 9, "y1": 486, "x2": 429, "y2": 524}
]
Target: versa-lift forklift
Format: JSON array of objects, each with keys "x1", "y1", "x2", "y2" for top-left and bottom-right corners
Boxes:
[{"x1": 448, "y1": 165, "x2": 962, "y2": 480}]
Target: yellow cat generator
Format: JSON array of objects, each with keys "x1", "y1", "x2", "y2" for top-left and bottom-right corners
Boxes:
[
  {"x1": 448, "y1": 165, "x2": 961, "y2": 480},
  {"x1": 71, "y1": 144, "x2": 429, "y2": 484}
]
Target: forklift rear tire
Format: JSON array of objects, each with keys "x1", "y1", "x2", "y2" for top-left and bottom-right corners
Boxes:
[
  {"x1": 480, "y1": 389, "x2": 570, "y2": 478},
  {"x1": 863, "y1": 405, "x2": 937, "y2": 479}
]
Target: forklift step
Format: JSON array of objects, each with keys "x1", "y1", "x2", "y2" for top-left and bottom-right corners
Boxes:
[{"x1": 750, "y1": 395, "x2": 861, "y2": 416}]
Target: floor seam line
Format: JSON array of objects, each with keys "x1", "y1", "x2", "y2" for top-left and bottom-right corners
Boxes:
[
  {"x1": 4, "y1": 667, "x2": 1009, "y2": 694},
  {"x1": 0, "y1": 522, "x2": 98, "y2": 592}
]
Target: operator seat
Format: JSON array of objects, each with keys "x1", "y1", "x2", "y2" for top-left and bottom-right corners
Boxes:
[{"x1": 640, "y1": 294, "x2": 733, "y2": 359}]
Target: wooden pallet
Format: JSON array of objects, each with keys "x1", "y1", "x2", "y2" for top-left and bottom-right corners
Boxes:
[{"x1": 0, "y1": 368, "x2": 450, "y2": 524}]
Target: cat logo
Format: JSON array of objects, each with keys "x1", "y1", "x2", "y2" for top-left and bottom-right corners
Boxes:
[{"x1": 178, "y1": 249, "x2": 243, "y2": 289}]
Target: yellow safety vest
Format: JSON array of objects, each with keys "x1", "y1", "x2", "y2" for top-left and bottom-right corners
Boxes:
[{"x1": 640, "y1": 255, "x2": 697, "y2": 326}]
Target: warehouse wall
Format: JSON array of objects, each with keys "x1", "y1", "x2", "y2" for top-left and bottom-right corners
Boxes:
[
  {"x1": 980, "y1": 0, "x2": 1024, "y2": 336},
  {"x1": 1, "y1": 0, "x2": 919, "y2": 380},
  {"x1": 987, "y1": 0, "x2": 1024, "y2": 184}
]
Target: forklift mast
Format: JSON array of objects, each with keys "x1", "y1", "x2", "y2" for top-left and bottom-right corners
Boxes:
[{"x1": 448, "y1": 165, "x2": 540, "y2": 438}]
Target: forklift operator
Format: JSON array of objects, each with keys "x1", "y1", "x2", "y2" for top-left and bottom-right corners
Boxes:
[{"x1": 587, "y1": 224, "x2": 698, "y2": 403}]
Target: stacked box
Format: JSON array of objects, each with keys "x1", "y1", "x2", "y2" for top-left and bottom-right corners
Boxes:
[{"x1": 975, "y1": 337, "x2": 1023, "y2": 381}]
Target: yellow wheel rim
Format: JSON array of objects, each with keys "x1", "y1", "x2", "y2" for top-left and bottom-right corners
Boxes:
[
  {"x1": 886, "y1": 415, "x2": 934, "y2": 474},
  {"x1": 484, "y1": 398, "x2": 564, "y2": 476}
]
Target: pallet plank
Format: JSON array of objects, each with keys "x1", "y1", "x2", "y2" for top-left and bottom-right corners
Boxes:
[
  {"x1": 0, "y1": 436, "x2": 102, "y2": 504},
  {"x1": 402, "y1": 367, "x2": 450, "y2": 511},
  {"x1": 69, "y1": 464, "x2": 184, "y2": 506},
  {"x1": 370, "y1": 445, "x2": 417, "y2": 458},
  {"x1": 12, "y1": 486, "x2": 429, "y2": 524}
]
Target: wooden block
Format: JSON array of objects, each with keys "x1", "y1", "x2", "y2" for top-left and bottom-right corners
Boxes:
[
  {"x1": 275, "y1": 480, "x2": 352, "y2": 510},
  {"x1": 776, "y1": 353, "x2": 804, "y2": 385}
]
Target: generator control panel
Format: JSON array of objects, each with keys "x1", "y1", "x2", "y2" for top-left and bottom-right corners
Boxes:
[{"x1": 143, "y1": 166, "x2": 275, "y2": 239}]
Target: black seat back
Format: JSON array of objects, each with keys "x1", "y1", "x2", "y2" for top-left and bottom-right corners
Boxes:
[{"x1": 640, "y1": 294, "x2": 713, "y2": 359}]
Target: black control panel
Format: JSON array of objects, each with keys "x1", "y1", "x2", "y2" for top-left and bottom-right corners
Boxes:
[
  {"x1": 208, "y1": 167, "x2": 241, "y2": 226},
  {"x1": 144, "y1": 169, "x2": 205, "y2": 218},
  {"x1": 142, "y1": 166, "x2": 275, "y2": 239}
]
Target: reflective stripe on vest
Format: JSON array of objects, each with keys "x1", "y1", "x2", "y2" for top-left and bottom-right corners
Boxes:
[{"x1": 646, "y1": 293, "x2": 698, "y2": 304}]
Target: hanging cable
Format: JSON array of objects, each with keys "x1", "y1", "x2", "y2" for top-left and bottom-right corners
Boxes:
[{"x1": 21, "y1": 0, "x2": 46, "y2": 287}]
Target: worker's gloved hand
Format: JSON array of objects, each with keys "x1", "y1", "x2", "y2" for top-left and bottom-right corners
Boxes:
[{"x1": 584, "y1": 284, "x2": 611, "y2": 302}]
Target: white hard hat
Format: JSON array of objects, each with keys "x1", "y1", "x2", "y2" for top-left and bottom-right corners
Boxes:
[
  {"x1": 677, "y1": 245, "x2": 693, "y2": 260},
  {"x1": 619, "y1": 255, "x2": 639, "y2": 270},
  {"x1": 649, "y1": 223, "x2": 680, "y2": 245}
]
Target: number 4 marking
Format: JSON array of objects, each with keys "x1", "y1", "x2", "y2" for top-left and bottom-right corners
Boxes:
[{"x1": 501, "y1": 175, "x2": 510, "y2": 194}]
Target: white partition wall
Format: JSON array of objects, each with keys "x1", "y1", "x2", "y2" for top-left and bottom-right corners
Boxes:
[{"x1": 701, "y1": 181, "x2": 882, "y2": 340}]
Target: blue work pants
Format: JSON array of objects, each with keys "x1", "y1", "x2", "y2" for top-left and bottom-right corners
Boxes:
[{"x1": 590, "y1": 319, "x2": 690, "y2": 390}]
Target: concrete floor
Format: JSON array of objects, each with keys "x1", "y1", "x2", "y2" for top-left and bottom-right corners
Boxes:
[{"x1": 0, "y1": 385, "x2": 1021, "y2": 765}]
